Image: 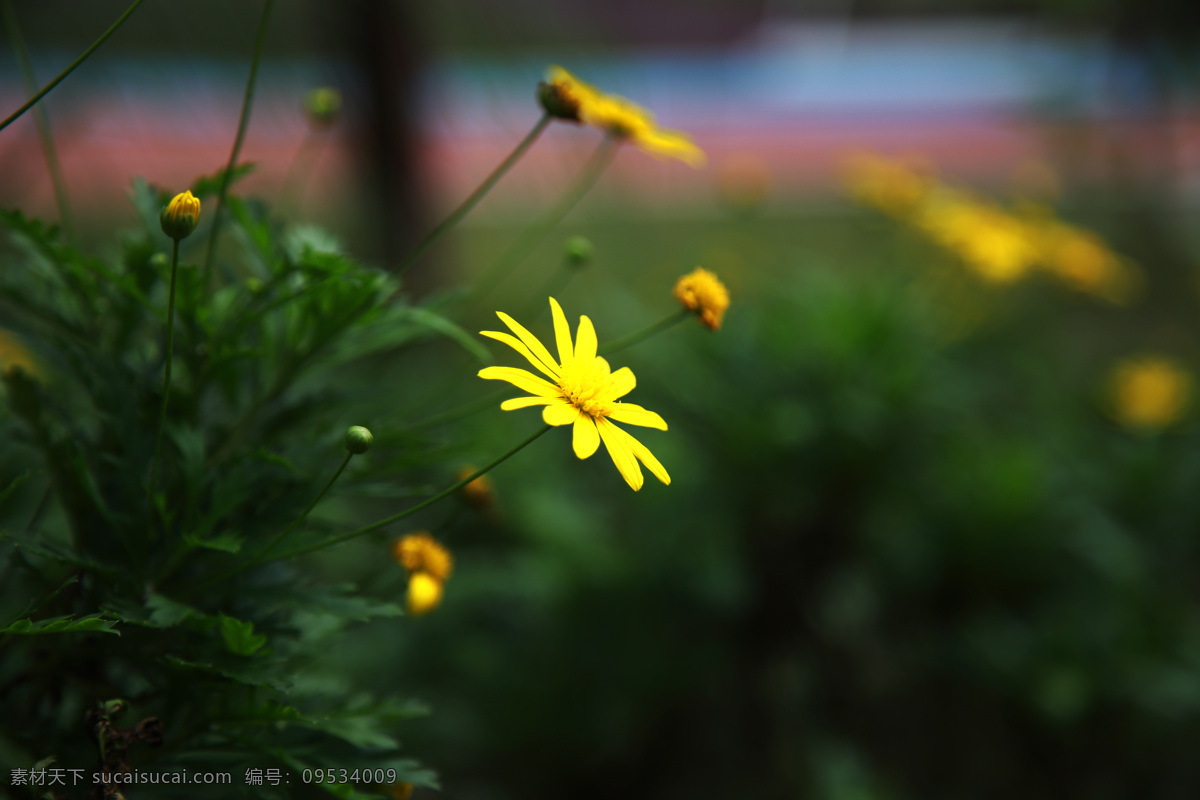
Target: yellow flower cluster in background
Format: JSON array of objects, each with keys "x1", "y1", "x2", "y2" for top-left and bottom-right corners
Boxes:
[
  {"x1": 391, "y1": 532, "x2": 453, "y2": 616},
  {"x1": 843, "y1": 153, "x2": 1137, "y2": 302},
  {"x1": 539, "y1": 66, "x2": 706, "y2": 168},
  {"x1": 0, "y1": 329, "x2": 39, "y2": 379},
  {"x1": 1108, "y1": 357, "x2": 1191, "y2": 431}
]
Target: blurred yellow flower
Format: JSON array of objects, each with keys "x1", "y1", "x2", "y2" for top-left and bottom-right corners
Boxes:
[
  {"x1": 916, "y1": 193, "x2": 1038, "y2": 284},
  {"x1": 456, "y1": 465, "x2": 496, "y2": 511},
  {"x1": 673, "y1": 268, "x2": 730, "y2": 331},
  {"x1": 542, "y1": 65, "x2": 705, "y2": 168},
  {"x1": 0, "y1": 329, "x2": 39, "y2": 379},
  {"x1": 1037, "y1": 221, "x2": 1136, "y2": 304},
  {"x1": 159, "y1": 190, "x2": 201, "y2": 240},
  {"x1": 1109, "y1": 357, "x2": 1191, "y2": 430},
  {"x1": 391, "y1": 532, "x2": 453, "y2": 582},
  {"x1": 479, "y1": 298, "x2": 670, "y2": 491},
  {"x1": 842, "y1": 153, "x2": 933, "y2": 217},
  {"x1": 406, "y1": 572, "x2": 444, "y2": 617},
  {"x1": 538, "y1": 65, "x2": 599, "y2": 122}
]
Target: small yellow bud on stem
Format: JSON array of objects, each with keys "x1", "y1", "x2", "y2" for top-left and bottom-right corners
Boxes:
[{"x1": 159, "y1": 190, "x2": 201, "y2": 241}]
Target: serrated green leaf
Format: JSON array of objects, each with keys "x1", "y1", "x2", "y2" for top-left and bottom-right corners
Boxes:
[
  {"x1": 1, "y1": 613, "x2": 119, "y2": 636},
  {"x1": 219, "y1": 613, "x2": 267, "y2": 656},
  {"x1": 147, "y1": 594, "x2": 201, "y2": 628}
]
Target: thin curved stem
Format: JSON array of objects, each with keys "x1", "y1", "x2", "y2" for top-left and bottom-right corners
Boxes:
[
  {"x1": 598, "y1": 307, "x2": 692, "y2": 356},
  {"x1": 268, "y1": 424, "x2": 551, "y2": 564},
  {"x1": 149, "y1": 239, "x2": 181, "y2": 502},
  {"x1": 202, "y1": 0, "x2": 275, "y2": 280},
  {"x1": 3, "y1": 0, "x2": 73, "y2": 240},
  {"x1": 247, "y1": 450, "x2": 354, "y2": 567},
  {"x1": 0, "y1": 0, "x2": 144, "y2": 133},
  {"x1": 398, "y1": 113, "x2": 552, "y2": 278},
  {"x1": 471, "y1": 136, "x2": 617, "y2": 301}
]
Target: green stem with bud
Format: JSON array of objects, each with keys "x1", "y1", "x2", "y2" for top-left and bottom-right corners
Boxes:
[
  {"x1": 148, "y1": 239, "x2": 181, "y2": 504},
  {"x1": 265, "y1": 424, "x2": 551, "y2": 565},
  {"x1": 471, "y1": 136, "x2": 617, "y2": 301},
  {"x1": 202, "y1": 0, "x2": 275, "y2": 281},
  {"x1": 598, "y1": 307, "x2": 693, "y2": 356},
  {"x1": 397, "y1": 113, "x2": 552, "y2": 278},
  {"x1": 0, "y1": 0, "x2": 144, "y2": 133},
  {"x1": 3, "y1": 0, "x2": 74, "y2": 241}
]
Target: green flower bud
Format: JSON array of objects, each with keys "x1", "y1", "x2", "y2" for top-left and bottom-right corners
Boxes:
[
  {"x1": 304, "y1": 87, "x2": 342, "y2": 128},
  {"x1": 159, "y1": 190, "x2": 201, "y2": 240},
  {"x1": 564, "y1": 236, "x2": 593, "y2": 268},
  {"x1": 344, "y1": 425, "x2": 374, "y2": 454}
]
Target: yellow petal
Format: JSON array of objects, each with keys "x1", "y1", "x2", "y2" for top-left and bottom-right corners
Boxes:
[
  {"x1": 607, "y1": 402, "x2": 667, "y2": 430},
  {"x1": 636, "y1": 128, "x2": 707, "y2": 168},
  {"x1": 478, "y1": 366, "x2": 560, "y2": 397},
  {"x1": 543, "y1": 403, "x2": 581, "y2": 427},
  {"x1": 611, "y1": 423, "x2": 670, "y2": 486},
  {"x1": 607, "y1": 366, "x2": 635, "y2": 400},
  {"x1": 481, "y1": 330, "x2": 560, "y2": 380},
  {"x1": 596, "y1": 418, "x2": 643, "y2": 491},
  {"x1": 496, "y1": 311, "x2": 561, "y2": 375},
  {"x1": 549, "y1": 297, "x2": 575, "y2": 367},
  {"x1": 574, "y1": 315, "x2": 597, "y2": 363},
  {"x1": 500, "y1": 395, "x2": 569, "y2": 411},
  {"x1": 572, "y1": 414, "x2": 600, "y2": 459}
]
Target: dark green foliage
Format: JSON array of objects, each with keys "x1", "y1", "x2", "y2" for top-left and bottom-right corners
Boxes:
[{"x1": 0, "y1": 178, "x2": 475, "y2": 796}]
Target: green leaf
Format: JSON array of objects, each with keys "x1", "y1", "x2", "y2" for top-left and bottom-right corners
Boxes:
[
  {"x1": 190, "y1": 162, "x2": 257, "y2": 199},
  {"x1": 1, "y1": 613, "x2": 119, "y2": 636},
  {"x1": 147, "y1": 594, "x2": 201, "y2": 628},
  {"x1": 183, "y1": 529, "x2": 245, "y2": 554},
  {"x1": 219, "y1": 613, "x2": 267, "y2": 656},
  {"x1": 0, "y1": 469, "x2": 31, "y2": 508},
  {"x1": 404, "y1": 307, "x2": 491, "y2": 363}
]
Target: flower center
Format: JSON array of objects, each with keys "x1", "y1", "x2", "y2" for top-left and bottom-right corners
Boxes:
[{"x1": 558, "y1": 363, "x2": 612, "y2": 419}]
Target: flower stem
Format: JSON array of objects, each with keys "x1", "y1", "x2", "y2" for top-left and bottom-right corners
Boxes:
[
  {"x1": 471, "y1": 136, "x2": 617, "y2": 301},
  {"x1": 598, "y1": 307, "x2": 692, "y2": 355},
  {"x1": 267, "y1": 424, "x2": 551, "y2": 564},
  {"x1": 0, "y1": 0, "x2": 144, "y2": 133},
  {"x1": 398, "y1": 113, "x2": 552, "y2": 278},
  {"x1": 247, "y1": 450, "x2": 354, "y2": 567},
  {"x1": 202, "y1": 0, "x2": 275, "y2": 281},
  {"x1": 3, "y1": 0, "x2": 73, "y2": 240},
  {"x1": 149, "y1": 239, "x2": 181, "y2": 501}
]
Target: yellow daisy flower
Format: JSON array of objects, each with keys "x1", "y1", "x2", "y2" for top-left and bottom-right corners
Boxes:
[
  {"x1": 538, "y1": 65, "x2": 601, "y2": 122},
  {"x1": 673, "y1": 268, "x2": 730, "y2": 331},
  {"x1": 478, "y1": 298, "x2": 671, "y2": 492},
  {"x1": 391, "y1": 532, "x2": 454, "y2": 582},
  {"x1": 541, "y1": 65, "x2": 705, "y2": 168},
  {"x1": 1109, "y1": 357, "x2": 1191, "y2": 431}
]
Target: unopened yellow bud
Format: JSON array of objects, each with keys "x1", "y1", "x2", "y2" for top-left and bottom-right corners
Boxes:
[
  {"x1": 159, "y1": 190, "x2": 201, "y2": 240},
  {"x1": 406, "y1": 572, "x2": 443, "y2": 616},
  {"x1": 673, "y1": 267, "x2": 730, "y2": 331}
]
